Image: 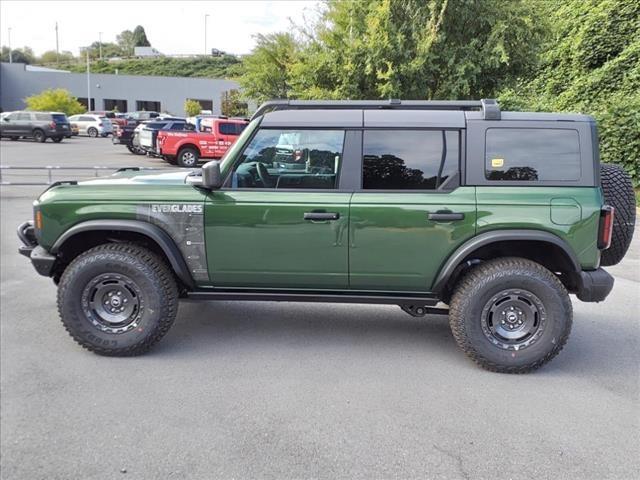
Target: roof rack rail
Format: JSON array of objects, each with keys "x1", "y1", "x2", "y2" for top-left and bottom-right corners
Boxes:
[{"x1": 251, "y1": 98, "x2": 500, "y2": 121}]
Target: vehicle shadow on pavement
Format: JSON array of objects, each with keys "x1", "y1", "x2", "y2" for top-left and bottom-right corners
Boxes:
[{"x1": 153, "y1": 300, "x2": 457, "y2": 357}]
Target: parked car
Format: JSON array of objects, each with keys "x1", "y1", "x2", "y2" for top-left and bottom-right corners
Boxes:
[
  {"x1": 125, "y1": 111, "x2": 160, "y2": 122},
  {"x1": 16, "y1": 99, "x2": 636, "y2": 371},
  {"x1": 88, "y1": 111, "x2": 128, "y2": 130},
  {"x1": 0, "y1": 111, "x2": 70, "y2": 142},
  {"x1": 67, "y1": 114, "x2": 113, "y2": 137},
  {"x1": 157, "y1": 117, "x2": 248, "y2": 167},
  {"x1": 139, "y1": 119, "x2": 190, "y2": 156}
]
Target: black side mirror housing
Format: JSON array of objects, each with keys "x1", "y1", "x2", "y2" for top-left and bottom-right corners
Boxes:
[{"x1": 201, "y1": 161, "x2": 223, "y2": 189}]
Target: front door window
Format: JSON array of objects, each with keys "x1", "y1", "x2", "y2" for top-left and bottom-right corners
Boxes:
[{"x1": 230, "y1": 129, "x2": 345, "y2": 189}]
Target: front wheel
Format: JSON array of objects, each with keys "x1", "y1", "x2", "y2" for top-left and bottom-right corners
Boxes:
[
  {"x1": 88, "y1": 127, "x2": 98, "y2": 138},
  {"x1": 57, "y1": 243, "x2": 178, "y2": 356},
  {"x1": 449, "y1": 257, "x2": 572, "y2": 373},
  {"x1": 177, "y1": 147, "x2": 199, "y2": 168}
]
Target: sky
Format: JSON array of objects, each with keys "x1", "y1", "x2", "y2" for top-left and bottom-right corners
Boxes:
[{"x1": 0, "y1": 0, "x2": 321, "y2": 56}]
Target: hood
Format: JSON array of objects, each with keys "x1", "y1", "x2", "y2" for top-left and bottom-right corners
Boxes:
[{"x1": 77, "y1": 168, "x2": 195, "y2": 186}]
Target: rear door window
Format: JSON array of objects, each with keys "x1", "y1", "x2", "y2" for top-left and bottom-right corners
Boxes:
[
  {"x1": 485, "y1": 128, "x2": 581, "y2": 181},
  {"x1": 35, "y1": 113, "x2": 51, "y2": 121},
  {"x1": 362, "y1": 130, "x2": 459, "y2": 190}
]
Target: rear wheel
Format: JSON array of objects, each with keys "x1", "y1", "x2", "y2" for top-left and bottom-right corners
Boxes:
[
  {"x1": 88, "y1": 127, "x2": 98, "y2": 138},
  {"x1": 52, "y1": 136, "x2": 63, "y2": 143},
  {"x1": 9, "y1": 136, "x2": 19, "y2": 141},
  {"x1": 57, "y1": 243, "x2": 178, "y2": 356},
  {"x1": 126, "y1": 145, "x2": 145, "y2": 155},
  {"x1": 33, "y1": 129, "x2": 46, "y2": 143},
  {"x1": 449, "y1": 257, "x2": 572, "y2": 373},
  {"x1": 600, "y1": 164, "x2": 636, "y2": 266},
  {"x1": 177, "y1": 147, "x2": 199, "y2": 168}
]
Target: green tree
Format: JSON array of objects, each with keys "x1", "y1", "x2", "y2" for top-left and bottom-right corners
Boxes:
[
  {"x1": 132, "y1": 26, "x2": 151, "y2": 47},
  {"x1": 221, "y1": 89, "x2": 248, "y2": 117},
  {"x1": 24, "y1": 88, "x2": 85, "y2": 116},
  {"x1": 1, "y1": 45, "x2": 36, "y2": 64},
  {"x1": 39, "y1": 50, "x2": 75, "y2": 64},
  {"x1": 240, "y1": 0, "x2": 545, "y2": 101},
  {"x1": 500, "y1": 0, "x2": 640, "y2": 184},
  {"x1": 239, "y1": 33, "x2": 299, "y2": 102},
  {"x1": 116, "y1": 30, "x2": 135, "y2": 56},
  {"x1": 184, "y1": 99, "x2": 202, "y2": 116}
]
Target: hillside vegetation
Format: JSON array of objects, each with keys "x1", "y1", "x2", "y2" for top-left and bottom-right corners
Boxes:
[{"x1": 58, "y1": 55, "x2": 242, "y2": 79}]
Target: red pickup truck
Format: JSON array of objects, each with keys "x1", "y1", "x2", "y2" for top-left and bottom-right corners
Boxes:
[{"x1": 157, "y1": 117, "x2": 248, "y2": 167}]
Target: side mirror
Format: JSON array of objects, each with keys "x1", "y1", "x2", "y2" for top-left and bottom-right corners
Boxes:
[
  {"x1": 3, "y1": 117, "x2": 9, "y2": 122},
  {"x1": 201, "y1": 161, "x2": 223, "y2": 189}
]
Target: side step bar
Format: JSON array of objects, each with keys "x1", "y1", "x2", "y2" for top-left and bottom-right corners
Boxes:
[{"x1": 186, "y1": 289, "x2": 441, "y2": 307}]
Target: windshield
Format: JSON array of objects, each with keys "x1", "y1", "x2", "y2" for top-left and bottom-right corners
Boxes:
[{"x1": 219, "y1": 118, "x2": 260, "y2": 173}]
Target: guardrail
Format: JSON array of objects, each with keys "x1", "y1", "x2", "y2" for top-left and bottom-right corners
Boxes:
[{"x1": 0, "y1": 166, "x2": 165, "y2": 186}]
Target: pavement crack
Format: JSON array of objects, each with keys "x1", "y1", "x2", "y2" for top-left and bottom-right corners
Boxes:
[{"x1": 433, "y1": 444, "x2": 470, "y2": 480}]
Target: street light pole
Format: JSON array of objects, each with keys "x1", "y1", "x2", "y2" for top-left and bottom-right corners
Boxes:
[
  {"x1": 204, "y1": 14, "x2": 209, "y2": 55},
  {"x1": 98, "y1": 32, "x2": 103, "y2": 61},
  {"x1": 86, "y1": 48, "x2": 91, "y2": 111},
  {"x1": 55, "y1": 22, "x2": 59, "y2": 64}
]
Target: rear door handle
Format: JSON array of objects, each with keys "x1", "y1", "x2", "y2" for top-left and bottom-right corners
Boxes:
[
  {"x1": 304, "y1": 212, "x2": 340, "y2": 221},
  {"x1": 428, "y1": 211, "x2": 465, "y2": 222}
]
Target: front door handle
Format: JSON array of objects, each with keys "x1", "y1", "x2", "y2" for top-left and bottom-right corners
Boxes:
[
  {"x1": 304, "y1": 212, "x2": 340, "y2": 221},
  {"x1": 428, "y1": 211, "x2": 465, "y2": 222}
]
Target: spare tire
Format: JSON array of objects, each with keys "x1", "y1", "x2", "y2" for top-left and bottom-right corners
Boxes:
[{"x1": 600, "y1": 164, "x2": 636, "y2": 266}]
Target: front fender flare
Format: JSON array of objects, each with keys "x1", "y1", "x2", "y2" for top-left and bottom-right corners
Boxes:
[{"x1": 51, "y1": 219, "x2": 195, "y2": 288}]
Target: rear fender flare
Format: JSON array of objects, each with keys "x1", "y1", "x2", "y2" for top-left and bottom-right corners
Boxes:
[{"x1": 431, "y1": 229, "x2": 581, "y2": 294}]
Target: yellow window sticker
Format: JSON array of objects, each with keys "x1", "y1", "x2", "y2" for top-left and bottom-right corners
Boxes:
[{"x1": 491, "y1": 158, "x2": 504, "y2": 168}]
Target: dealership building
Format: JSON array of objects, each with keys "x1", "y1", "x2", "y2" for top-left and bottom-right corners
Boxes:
[{"x1": 0, "y1": 62, "x2": 241, "y2": 116}]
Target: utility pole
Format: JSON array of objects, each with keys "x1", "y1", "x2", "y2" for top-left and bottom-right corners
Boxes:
[
  {"x1": 8, "y1": 27, "x2": 12, "y2": 63},
  {"x1": 98, "y1": 32, "x2": 103, "y2": 60},
  {"x1": 55, "y1": 22, "x2": 59, "y2": 64},
  {"x1": 204, "y1": 14, "x2": 209, "y2": 55},
  {"x1": 86, "y1": 48, "x2": 91, "y2": 111}
]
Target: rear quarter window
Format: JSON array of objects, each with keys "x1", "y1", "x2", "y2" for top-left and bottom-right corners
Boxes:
[{"x1": 485, "y1": 128, "x2": 581, "y2": 181}]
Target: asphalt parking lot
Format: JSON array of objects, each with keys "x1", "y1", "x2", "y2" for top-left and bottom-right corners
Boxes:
[{"x1": 1, "y1": 137, "x2": 639, "y2": 479}]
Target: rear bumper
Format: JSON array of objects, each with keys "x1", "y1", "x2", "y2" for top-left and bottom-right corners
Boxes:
[
  {"x1": 576, "y1": 268, "x2": 614, "y2": 302},
  {"x1": 17, "y1": 221, "x2": 57, "y2": 277}
]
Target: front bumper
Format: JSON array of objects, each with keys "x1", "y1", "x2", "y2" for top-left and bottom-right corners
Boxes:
[
  {"x1": 576, "y1": 268, "x2": 614, "y2": 302},
  {"x1": 17, "y1": 221, "x2": 56, "y2": 277}
]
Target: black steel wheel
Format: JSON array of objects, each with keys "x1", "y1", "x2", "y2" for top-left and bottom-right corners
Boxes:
[
  {"x1": 449, "y1": 257, "x2": 572, "y2": 373},
  {"x1": 57, "y1": 243, "x2": 178, "y2": 356},
  {"x1": 480, "y1": 289, "x2": 546, "y2": 351}
]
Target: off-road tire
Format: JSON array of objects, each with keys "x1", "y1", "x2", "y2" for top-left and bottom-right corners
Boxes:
[
  {"x1": 88, "y1": 127, "x2": 98, "y2": 138},
  {"x1": 57, "y1": 243, "x2": 178, "y2": 356},
  {"x1": 600, "y1": 164, "x2": 636, "y2": 266},
  {"x1": 33, "y1": 129, "x2": 46, "y2": 143},
  {"x1": 449, "y1": 257, "x2": 572, "y2": 373},
  {"x1": 177, "y1": 147, "x2": 199, "y2": 168}
]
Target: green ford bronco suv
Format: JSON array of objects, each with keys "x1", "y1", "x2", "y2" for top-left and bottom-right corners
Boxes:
[{"x1": 18, "y1": 99, "x2": 636, "y2": 373}]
